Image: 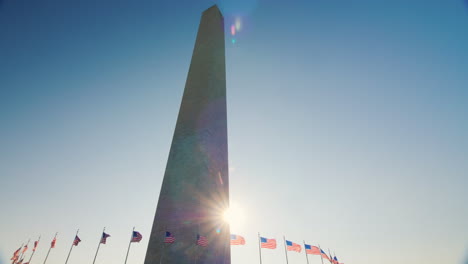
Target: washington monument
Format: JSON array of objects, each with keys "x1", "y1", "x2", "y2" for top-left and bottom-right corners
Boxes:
[{"x1": 144, "y1": 5, "x2": 230, "y2": 264}]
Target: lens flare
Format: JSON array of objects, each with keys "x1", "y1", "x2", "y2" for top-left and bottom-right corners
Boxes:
[
  {"x1": 235, "y1": 18, "x2": 242, "y2": 31},
  {"x1": 231, "y1": 25, "x2": 236, "y2": 36}
]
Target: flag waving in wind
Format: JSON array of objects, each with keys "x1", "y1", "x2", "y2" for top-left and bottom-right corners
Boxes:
[
  {"x1": 22, "y1": 244, "x2": 28, "y2": 254},
  {"x1": 286, "y1": 240, "x2": 301, "y2": 252},
  {"x1": 131, "y1": 231, "x2": 142, "y2": 243},
  {"x1": 305, "y1": 244, "x2": 321, "y2": 255},
  {"x1": 230, "y1": 234, "x2": 245, "y2": 245},
  {"x1": 320, "y1": 249, "x2": 330, "y2": 261},
  {"x1": 51, "y1": 237, "x2": 57, "y2": 248},
  {"x1": 10, "y1": 247, "x2": 21, "y2": 261},
  {"x1": 260, "y1": 237, "x2": 276, "y2": 249},
  {"x1": 101, "y1": 232, "x2": 111, "y2": 244},
  {"x1": 72, "y1": 235, "x2": 81, "y2": 246},
  {"x1": 333, "y1": 256, "x2": 340, "y2": 264},
  {"x1": 164, "y1": 232, "x2": 175, "y2": 243},
  {"x1": 33, "y1": 240, "x2": 39, "y2": 251},
  {"x1": 196, "y1": 235, "x2": 208, "y2": 247}
]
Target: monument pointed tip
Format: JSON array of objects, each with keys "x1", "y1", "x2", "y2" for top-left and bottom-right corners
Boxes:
[{"x1": 204, "y1": 4, "x2": 223, "y2": 17}]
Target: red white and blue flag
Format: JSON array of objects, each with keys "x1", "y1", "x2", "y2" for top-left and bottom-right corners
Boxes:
[
  {"x1": 131, "y1": 231, "x2": 142, "y2": 243},
  {"x1": 22, "y1": 244, "x2": 28, "y2": 254},
  {"x1": 164, "y1": 232, "x2": 175, "y2": 243},
  {"x1": 305, "y1": 244, "x2": 321, "y2": 255},
  {"x1": 230, "y1": 234, "x2": 245, "y2": 245},
  {"x1": 10, "y1": 247, "x2": 21, "y2": 261},
  {"x1": 333, "y1": 256, "x2": 340, "y2": 264},
  {"x1": 260, "y1": 237, "x2": 276, "y2": 249},
  {"x1": 196, "y1": 235, "x2": 208, "y2": 247},
  {"x1": 33, "y1": 241, "x2": 39, "y2": 252},
  {"x1": 72, "y1": 235, "x2": 81, "y2": 246},
  {"x1": 320, "y1": 249, "x2": 330, "y2": 261},
  {"x1": 100, "y1": 232, "x2": 111, "y2": 244},
  {"x1": 51, "y1": 237, "x2": 57, "y2": 248},
  {"x1": 286, "y1": 240, "x2": 301, "y2": 252}
]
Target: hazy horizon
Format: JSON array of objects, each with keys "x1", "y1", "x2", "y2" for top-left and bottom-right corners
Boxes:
[{"x1": 1, "y1": 0, "x2": 467, "y2": 264}]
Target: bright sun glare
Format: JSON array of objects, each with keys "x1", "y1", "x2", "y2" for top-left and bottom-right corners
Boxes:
[{"x1": 223, "y1": 202, "x2": 245, "y2": 228}]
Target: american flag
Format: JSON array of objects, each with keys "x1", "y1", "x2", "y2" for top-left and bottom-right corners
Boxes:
[
  {"x1": 164, "y1": 232, "x2": 175, "y2": 243},
  {"x1": 33, "y1": 241, "x2": 39, "y2": 252},
  {"x1": 305, "y1": 244, "x2": 321, "y2": 255},
  {"x1": 10, "y1": 247, "x2": 21, "y2": 260},
  {"x1": 286, "y1": 240, "x2": 301, "y2": 252},
  {"x1": 196, "y1": 234, "x2": 208, "y2": 247},
  {"x1": 22, "y1": 244, "x2": 28, "y2": 254},
  {"x1": 17, "y1": 258, "x2": 24, "y2": 264},
  {"x1": 72, "y1": 235, "x2": 81, "y2": 246},
  {"x1": 131, "y1": 231, "x2": 143, "y2": 243},
  {"x1": 333, "y1": 256, "x2": 339, "y2": 264},
  {"x1": 51, "y1": 237, "x2": 57, "y2": 248},
  {"x1": 260, "y1": 237, "x2": 276, "y2": 249},
  {"x1": 100, "y1": 232, "x2": 111, "y2": 244},
  {"x1": 230, "y1": 234, "x2": 245, "y2": 245},
  {"x1": 320, "y1": 249, "x2": 330, "y2": 261}
]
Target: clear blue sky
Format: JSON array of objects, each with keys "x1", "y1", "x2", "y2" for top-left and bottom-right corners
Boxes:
[{"x1": 1, "y1": 0, "x2": 467, "y2": 264}]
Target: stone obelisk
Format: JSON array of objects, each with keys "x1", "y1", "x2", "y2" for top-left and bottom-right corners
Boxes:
[{"x1": 144, "y1": 5, "x2": 230, "y2": 264}]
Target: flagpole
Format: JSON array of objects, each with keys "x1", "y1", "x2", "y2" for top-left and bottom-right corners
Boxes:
[
  {"x1": 194, "y1": 233, "x2": 199, "y2": 264},
  {"x1": 257, "y1": 233, "x2": 262, "y2": 264},
  {"x1": 318, "y1": 244, "x2": 324, "y2": 264},
  {"x1": 28, "y1": 235, "x2": 41, "y2": 264},
  {"x1": 64, "y1": 229, "x2": 79, "y2": 264},
  {"x1": 283, "y1": 236, "x2": 289, "y2": 264},
  {"x1": 12, "y1": 243, "x2": 24, "y2": 264},
  {"x1": 91, "y1": 227, "x2": 105, "y2": 264},
  {"x1": 159, "y1": 226, "x2": 167, "y2": 264},
  {"x1": 158, "y1": 244, "x2": 164, "y2": 264},
  {"x1": 43, "y1": 233, "x2": 57, "y2": 264},
  {"x1": 19, "y1": 239, "x2": 31, "y2": 262},
  {"x1": 328, "y1": 249, "x2": 332, "y2": 264},
  {"x1": 42, "y1": 247, "x2": 51, "y2": 264},
  {"x1": 123, "y1": 227, "x2": 134, "y2": 264},
  {"x1": 303, "y1": 241, "x2": 309, "y2": 264}
]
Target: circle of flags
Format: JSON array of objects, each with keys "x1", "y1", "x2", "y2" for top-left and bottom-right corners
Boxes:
[{"x1": 10, "y1": 230, "x2": 345, "y2": 264}]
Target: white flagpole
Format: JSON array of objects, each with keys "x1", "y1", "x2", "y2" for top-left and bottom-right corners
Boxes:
[
  {"x1": 159, "y1": 244, "x2": 164, "y2": 264},
  {"x1": 123, "y1": 227, "x2": 135, "y2": 264},
  {"x1": 318, "y1": 244, "x2": 325, "y2": 264},
  {"x1": 19, "y1": 239, "x2": 31, "y2": 261},
  {"x1": 283, "y1": 236, "x2": 289, "y2": 264},
  {"x1": 42, "y1": 233, "x2": 57, "y2": 264},
  {"x1": 92, "y1": 227, "x2": 105, "y2": 264},
  {"x1": 12, "y1": 243, "x2": 24, "y2": 264},
  {"x1": 303, "y1": 241, "x2": 309, "y2": 264},
  {"x1": 258, "y1": 233, "x2": 262, "y2": 264},
  {"x1": 159, "y1": 226, "x2": 167, "y2": 264},
  {"x1": 27, "y1": 235, "x2": 41, "y2": 264},
  {"x1": 64, "y1": 229, "x2": 79, "y2": 264}
]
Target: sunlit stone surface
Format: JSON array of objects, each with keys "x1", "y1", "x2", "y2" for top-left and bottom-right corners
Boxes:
[{"x1": 144, "y1": 5, "x2": 230, "y2": 264}]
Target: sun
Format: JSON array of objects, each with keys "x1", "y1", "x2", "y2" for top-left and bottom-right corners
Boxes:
[
  {"x1": 222, "y1": 202, "x2": 245, "y2": 228},
  {"x1": 223, "y1": 208, "x2": 235, "y2": 223}
]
